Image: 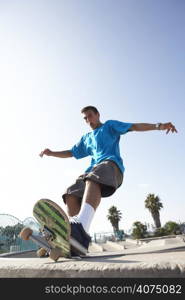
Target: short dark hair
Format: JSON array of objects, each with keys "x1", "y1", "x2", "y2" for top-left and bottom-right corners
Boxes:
[{"x1": 81, "y1": 106, "x2": 99, "y2": 114}]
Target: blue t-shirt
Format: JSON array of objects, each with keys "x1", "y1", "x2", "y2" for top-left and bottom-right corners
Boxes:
[{"x1": 70, "y1": 120, "x2": 133, "y2": 173}]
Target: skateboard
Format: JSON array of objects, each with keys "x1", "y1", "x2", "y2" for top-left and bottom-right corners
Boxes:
[{"x1": 19, "y1": 199, "x2": 87, "y2": 261}]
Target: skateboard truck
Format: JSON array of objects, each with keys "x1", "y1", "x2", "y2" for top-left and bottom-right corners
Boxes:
[
  {"x1": 41, "y1": 226, "x2": 54, "y2": 242},
  {"x1": 19, "y1": 227, "x2": 67, "y2": 261}
]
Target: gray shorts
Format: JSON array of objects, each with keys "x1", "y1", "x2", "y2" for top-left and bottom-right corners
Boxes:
[{"x1": 62, "y1": 160, "x2": 123, "y2": 203}]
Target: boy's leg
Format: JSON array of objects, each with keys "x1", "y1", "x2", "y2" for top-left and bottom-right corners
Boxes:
[
  {"x1": 82, "y1": 179, "x2": 101, "y2": 210},
  {"x1": 76, "y1": 180, "x2": 101, "y2": 233},
  {"x1": 62, "y1": 176, "x2": 85, "y2": 217},
  {"x1": 68, "y1": 161, "x2": 123, "y2": 253},
  {"x1": 65, "y1": 194, "x2": 81, "y2": 217}
]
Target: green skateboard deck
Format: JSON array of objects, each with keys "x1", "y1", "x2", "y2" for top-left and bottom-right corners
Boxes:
[{"x1": 33, "y1": 198, "x2": 71, "y2": 258}]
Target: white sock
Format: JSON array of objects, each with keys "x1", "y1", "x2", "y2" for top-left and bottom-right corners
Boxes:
[{"x1": 77, "y1": 203, "x2": 95, "y2": 233}]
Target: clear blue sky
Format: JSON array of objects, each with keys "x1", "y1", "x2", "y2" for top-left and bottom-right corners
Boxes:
[{"x1": 0, "y1": 0, "x2": 184, "y2": 235}]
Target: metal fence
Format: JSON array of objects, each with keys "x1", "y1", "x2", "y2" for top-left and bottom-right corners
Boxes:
[{"x1": 0, "y1": 236, "x2": 39, "y2": 254}]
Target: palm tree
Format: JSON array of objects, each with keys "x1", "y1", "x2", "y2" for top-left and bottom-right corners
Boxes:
[
  {"x1": 107, "y1": 206, "x2": 122, "y2": 233},
  {"x1": 145, "y1": 194, "x2": 163, "y2": 229}
]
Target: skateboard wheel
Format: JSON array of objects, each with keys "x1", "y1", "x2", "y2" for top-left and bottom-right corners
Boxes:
[
  {"x1": 49, "y1": 248, "x2": 61, "y2": 262},
  {"x1": 19, "y1": 227, "x2": 33, "y2": 240},
  {"x1": 37, "y1": 248, "x2": 48, "y2": 258}
]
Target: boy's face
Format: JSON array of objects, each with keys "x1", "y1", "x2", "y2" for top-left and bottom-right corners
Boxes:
[{"x1": 82, "y1": 110, "x2": 100, "y2": 129}]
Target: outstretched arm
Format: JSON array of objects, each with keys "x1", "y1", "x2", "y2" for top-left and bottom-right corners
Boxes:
[
  {"x1": 130, "y1": 122, "x2": 178, "y2": 134},
  {"x1": 39, "y1": 149, "x2": 73, "y2": 158}
]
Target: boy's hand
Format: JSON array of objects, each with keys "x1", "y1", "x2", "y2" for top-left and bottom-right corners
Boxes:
[
  {"x1": 39, "y1": 148, "x2": 53, "y2": 157},
  {"x1": 160, "y1": 122, "x2": 178, "y2": 134}
]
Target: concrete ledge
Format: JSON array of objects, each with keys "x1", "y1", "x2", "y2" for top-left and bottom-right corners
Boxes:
[
  {"x1": 138, "y1": 234, "x2": 185, "y2": 244},
  {"x1": 1, "y1": 248, "x2": 185, "y2": 278}
]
